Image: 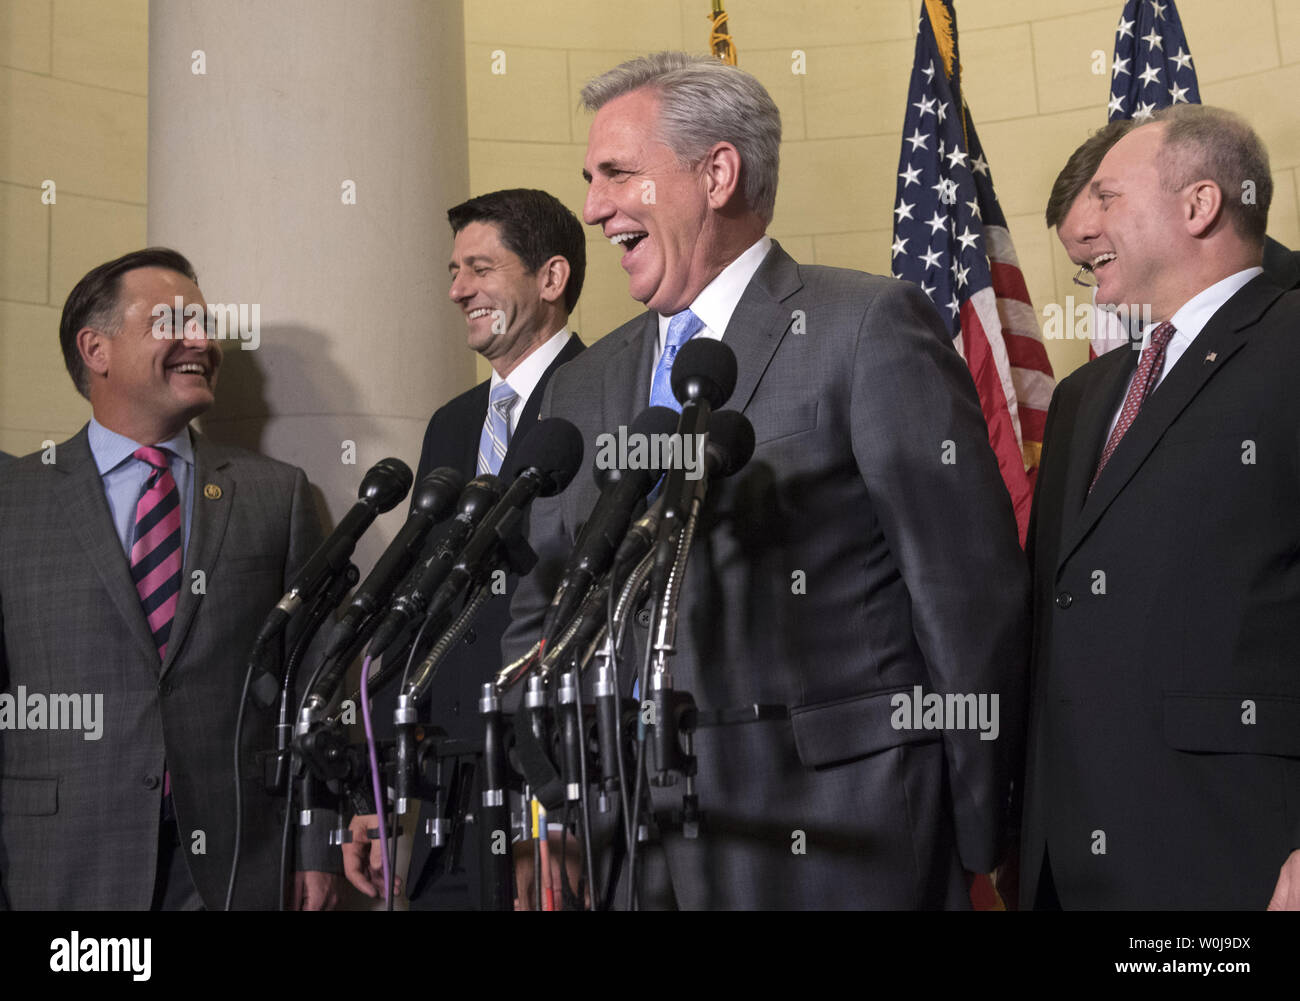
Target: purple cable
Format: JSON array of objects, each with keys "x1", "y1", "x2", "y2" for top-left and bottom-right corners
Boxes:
[{"x1": 359, "y1": 654, "x2": 392, "y2": 902}]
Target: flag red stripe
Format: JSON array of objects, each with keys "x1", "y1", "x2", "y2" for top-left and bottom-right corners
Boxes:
[
  {"x1": 989, "y1": 261, "x2": 1031, "y2": 306},
  {"x1": 959, "y1": 301, "x2": 1032, "y2": 545}
]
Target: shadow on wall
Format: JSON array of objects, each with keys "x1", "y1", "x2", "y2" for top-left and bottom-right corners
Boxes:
[{"x1": 198, "y1": 323, "x2": 371, "y2": 533}]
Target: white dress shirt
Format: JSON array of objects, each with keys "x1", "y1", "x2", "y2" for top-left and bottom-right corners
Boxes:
[
  {"x1": 1105, "y1": 267, "x2": 1263, "y2": 440},
  {"x1": 651, "y1": 235, "x2": 773, "y2": 393},
  {"x1": 491, "y1": 326, "x2": 572, "y2": 435}
]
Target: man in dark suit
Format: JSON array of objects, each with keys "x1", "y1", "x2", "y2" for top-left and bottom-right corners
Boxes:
[
  {"x1": 343, "y1": 189, "x2": 586, "y2": 908},
  {"x1": 503, "y1": 53, "x2": 1029, "y2": 909},
  {"x1": 0, "y1": 248, "x2": 340, "y2": 909},
  {"x1": 1021, "y1": 105, "x2": 1300, "y2": 910}
]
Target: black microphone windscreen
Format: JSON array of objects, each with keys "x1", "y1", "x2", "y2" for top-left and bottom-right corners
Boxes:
[
  {"x1": 670, "y1": 338, "x2": 737, "y2": 409},
  {"x1": 410, "y1": 467, "x2": 465, "y2": 520},
  {"x1": 706, "y1": 410, "x2": 756, "y2": 478},
  {"x1": 358, "y1": 457, "x2": 414, "y2": 512},
  {"x1": 504, "y1": 417, "x2": 584, "y2": 497}
]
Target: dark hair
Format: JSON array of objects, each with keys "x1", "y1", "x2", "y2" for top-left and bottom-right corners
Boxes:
[
  {"x1": 447, "y1": 189, "x2": 586, "y2": 312},
  {"x1": 1045, "y1": 120, "x2": 1135, "y2": 229},
  {"x1": 60, "y1": 247, "x2": 198, "y2": 399}
]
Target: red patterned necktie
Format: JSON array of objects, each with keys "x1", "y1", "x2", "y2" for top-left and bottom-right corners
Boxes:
[
  {"x1": 1089, "y1": 321, "x2": 1177, "y2": 492},
  {"x1": 131, "y1": 446, "x2": 184, "y2": 656}
]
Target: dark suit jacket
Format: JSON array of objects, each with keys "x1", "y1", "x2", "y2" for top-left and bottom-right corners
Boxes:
[
  {"x1": 0, "y1": 426, "x2": 326, "y2": 909},
  {"x1": 505, "y1": 242, "x2": 1030, "y2": 908},
  {"x1": 1021, "y1": 275, "x2": 1300, "y2": 909},
  {"x1": 386, "y1": 333, "x2": 584, "y2": 903}
]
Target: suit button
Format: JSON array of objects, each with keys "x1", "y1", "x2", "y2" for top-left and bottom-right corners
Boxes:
[
  {"x1": 1055, "y1": 591, "x2": 1073, "y2": 609},
  {"x1": 160, "y1": 679, "x2": 172, "y2": 696},
  {"x1": 143, "y1": 774, "x2": 160, "y2": 790},
  {"x1": 462, "y1": 628, "x2": 477, "y2": 646},
  {"x1": 635, "y1": 609, "x2": 651, "y2": 628}
]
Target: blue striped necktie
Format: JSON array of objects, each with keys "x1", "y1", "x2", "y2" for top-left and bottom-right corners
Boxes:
[
  {"x1": 649, "y1": 309, "x2": 705, "y2": 411},
  {"x1": 478, "y1": 380, "x2": 518, "y2": 476}
]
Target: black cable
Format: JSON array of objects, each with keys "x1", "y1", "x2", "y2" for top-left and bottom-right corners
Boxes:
[
  {"x1": 224, "y1": 654, "x2": 258, "y2": 911},
  {"x1": 572, "y1": 659, "x2": 597, "y2": 909},
  {"x1": 278, "y1": 769, "x2": 296, "y2": 911},
  {"x1": 625, "y1": 593, "x2": 658, "y2": 912}
]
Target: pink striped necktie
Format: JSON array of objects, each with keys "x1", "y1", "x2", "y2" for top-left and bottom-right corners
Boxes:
[
  {"x1": 1089, "y1": 321, "x2": 1177, "y2": 493},
  {"x1": 131, "y1": 446, "x2": 182, "y2": 807},
  {"x1": 131, "y1": 446, "x2": 184, "y2": 657}
]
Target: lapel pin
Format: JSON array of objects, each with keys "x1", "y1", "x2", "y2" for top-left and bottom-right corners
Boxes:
[
  {"x1": 1204, "y1": 351, "x2": 1217, "y2": 363},
  {"x1": 204, "y1": 483, "x2": 222, "y2": 500}
]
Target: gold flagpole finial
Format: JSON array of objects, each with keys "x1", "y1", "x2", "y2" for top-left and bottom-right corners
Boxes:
[{"x1": 710, "y1": 0, "x2": 738, "y2": 65}]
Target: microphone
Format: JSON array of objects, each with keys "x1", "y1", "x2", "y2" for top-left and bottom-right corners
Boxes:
[
  {"x1": 702, "y1": 408, "x2": 756, "y2": 478},
  {"x1": 670, "y1": 337, "x2": 737, "y2": 413},
  {"x1": 366, "y1": 473, "x2": 504, "y2": 660},
  {"x1": 566, "y1": 410, "x2": 754, "y2": 676},
  {"x1": 539, "y1": 406, "x2": 679, "y2": 647},
  {"x1": 255, "y1": 458, "x2": 412, "y2": 648},
  {"x1": 321, "y1": 467, "x2": 464, "y2": 661},
  {"x1": 416, "y1": 417, "x2": 583, "y2": 647}
]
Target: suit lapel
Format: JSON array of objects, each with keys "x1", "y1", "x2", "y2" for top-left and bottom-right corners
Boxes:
[
  {"x1": 724, "y1": 241, "x2": 804, "y2": 413},
  {"x1": 603, "y1": 313, "x2": 658, "y2": 428},
  {"x1": 504, "y1": 334, "x2": 585, "y2": 472},
  {"x1": 162, "y1": 431, "x2": 234, "y2": 678},
  {"x1": 463, "y1": 382, "x2": 489, "y2": 478},
  {"x1": 1058, "y1": 276, "x2": 1282, "y2": 570},
  {"x1": 55, "y1": 427, "x2": 160, "y2": 667},
  {"x1": 1056, "y1": 345, "x2": 1137, "y2": 537}
]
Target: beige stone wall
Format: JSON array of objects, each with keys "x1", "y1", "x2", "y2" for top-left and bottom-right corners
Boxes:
[
  {"x1": 462, "y1": 0, "x2": 1300, "y2": 384},
  {"x1": 0, "y1": 0, "x2": 148, "y2": 456},
  {"x1": 3, "y1": 1, "x2": 1296, "y2": 451}
]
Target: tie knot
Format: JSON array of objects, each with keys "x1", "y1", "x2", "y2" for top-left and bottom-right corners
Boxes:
[
  {"x1": 1148, "y1": 321, "x2": 1176, "y2": 352},
  {"x1": 134, "y1": 446, "x2": 171, "y2": 472},
  {"x1": 490, "y1": 381, "x2": 518, "y2": 411},
  {"x1": 665, "y1": 309, "x2": 704, "y2": 351}
]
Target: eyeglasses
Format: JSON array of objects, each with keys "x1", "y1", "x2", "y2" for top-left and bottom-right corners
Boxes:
[{"x1": 1072, "y1": 264, "x2": 1098, "y2": 289}]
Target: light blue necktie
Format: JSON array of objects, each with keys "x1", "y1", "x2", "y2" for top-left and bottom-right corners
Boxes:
[
  {"x1": 477, "y1": 381, "x2": 518, "y2": 476},
  {"x1": 649, "y1": 309, "x2": 705, "y2": 411}
]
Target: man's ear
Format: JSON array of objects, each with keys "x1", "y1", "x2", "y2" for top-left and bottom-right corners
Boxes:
[
  {"x1": 537, "y1": 255, "x2": 571, "y2": 306},
  {"x1": 1185, "y1": 179, "x2": 1223, "y2": 238},
  {"x1": 78, "y1": 326, "x2": 113, "y2": 380},
  {"x1": 702, "y1": 141, "x2": 743, "y2": 211}
]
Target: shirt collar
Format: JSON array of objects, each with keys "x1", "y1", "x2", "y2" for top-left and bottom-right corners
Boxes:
[
  {"x1": 657, "y1": 235, "x2": 773, "y2": 345},
  {"x1": 88, "y1": 417, "x2": 195, "y2": 476},
  {"x1": 1141, "y1": 267, "x2": 1265, "y2": 347},
  {"x1": 489, "y1": 326, "x2": 571, "y2": 404}
]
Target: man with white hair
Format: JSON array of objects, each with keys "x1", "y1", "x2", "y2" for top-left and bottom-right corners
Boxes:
[{"x1": 504, "y1": 52, "x2": 1029, "y2": 909}]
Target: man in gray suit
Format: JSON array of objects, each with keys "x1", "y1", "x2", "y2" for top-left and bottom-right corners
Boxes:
[
  {"x1": 0, "y1": 248, "x2": 340, "y2": 909},
  {"x1": 504, "y1": 53, "x2": 1029, "y2": 908}
]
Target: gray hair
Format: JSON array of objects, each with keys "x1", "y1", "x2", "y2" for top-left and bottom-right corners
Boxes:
[
  {"x1": 580, "y1": 51, "x2": 782, "y2": 224},
  {"x1": 1148, "y1": 104, "x2": 1271, "y2": 245}
]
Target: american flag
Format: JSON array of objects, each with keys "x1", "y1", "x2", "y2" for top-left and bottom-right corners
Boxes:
[
  {"x1": 892, "y1": 0, "x2": 1053, "y2": 542},
  {"x1": 1109, "y1": 0, "x2": 1200, "y2": 124}
]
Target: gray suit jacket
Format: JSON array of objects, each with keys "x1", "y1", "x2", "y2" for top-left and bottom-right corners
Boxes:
[
  {"x1": 504, "y1": 242, "x2": 1030, "y2": 908},
  {"x1": 0, "y1": 426, "x2": 325, "y2": 909}
]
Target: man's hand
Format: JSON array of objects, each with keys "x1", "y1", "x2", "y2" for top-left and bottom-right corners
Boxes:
[
  {"x1": 340, "y1": 813, "x2": 403, "y2": 900},
  {"x1": 513, "y1": 831, "x2": 588, "y2": 911},
  {"x1": 292, "y1": 871, "x2": 343, "y2": 910},
  {"x1": 1266, "y1": 849, "x2": 1300, "y2": 910}
]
